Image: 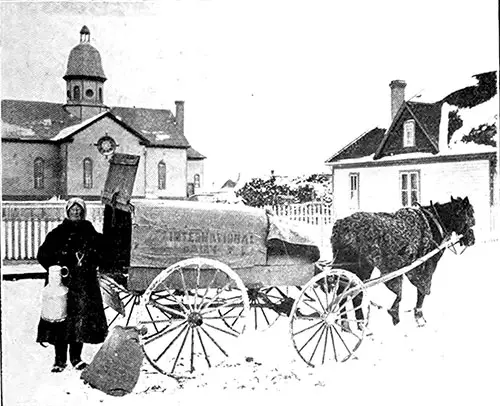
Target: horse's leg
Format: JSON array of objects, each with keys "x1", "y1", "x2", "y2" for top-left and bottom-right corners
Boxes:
[
  {"x1": 414, "y1": 290, "x2": 427, "y2": 327},
  {"x1": 384, "y1": 275, "x2": 403, "y2": 325},
  {"x1": 340, "y1": 258, "x2": 373, "y2": 331},
  {"x1": 407, "y1": 259, "x2": 440, "y2": 327}
]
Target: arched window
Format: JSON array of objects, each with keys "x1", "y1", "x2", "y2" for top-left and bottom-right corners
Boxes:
[
  {"x1": 73, "y1": 85, "x2": 80, "y2": 101},
  {"x1": 158, "y1": 161, "x2": 166, "y2": 190},
  {"x1": 67, "y1": 89, "x2": 72, "y2": 100},
  {"x1": 34, "y1": 157, "x2": 44, "y2": 189},
  {"x1": 98, "y1": 88, "x2": 103, "y2": 103},
  {"x1": 194, "y1": 174, "x2": 201, "y2": 188},
  {"x1": 83, "y1": 158, "x2": 93, "y2": 189}
]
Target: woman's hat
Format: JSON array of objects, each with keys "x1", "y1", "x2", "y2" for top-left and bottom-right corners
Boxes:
[{"x1": 65, "y1": 197, "x2": 87, "y2": 219}]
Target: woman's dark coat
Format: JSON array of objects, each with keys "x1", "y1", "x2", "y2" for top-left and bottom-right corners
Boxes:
[{"x1": 36, "y1": 219, "x2": 108, "y2": 344}]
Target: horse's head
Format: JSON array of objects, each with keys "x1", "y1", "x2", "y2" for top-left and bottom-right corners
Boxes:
[{"x1": 438, "y1": 196, "x2": 475, "y2": 246}]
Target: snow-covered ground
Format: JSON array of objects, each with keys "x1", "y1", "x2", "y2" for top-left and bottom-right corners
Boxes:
[{"x1": 2, "y1": 240, "x2": 500, "y2": 406}]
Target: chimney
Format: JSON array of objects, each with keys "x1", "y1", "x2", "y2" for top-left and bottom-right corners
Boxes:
[
  {"x1": 389, "y1": 80, "x2": 406, "y2": 121},
  {"x1": 175, "y1": 100, "x2": 184, "y2": 135}
]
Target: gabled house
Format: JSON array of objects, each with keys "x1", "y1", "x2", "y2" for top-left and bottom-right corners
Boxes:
[
  {"x1": 325, "y1": 71, "x2": 498, "y2": 241},
  {"x1": 1, "y1": 26, "x2": 206, "y2": 201}
]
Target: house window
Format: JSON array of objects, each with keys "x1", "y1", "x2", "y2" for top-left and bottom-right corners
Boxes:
[
  {"x1": 400, "y1": 170, "x2": 420, "y2": 207},
  {"x1": 349, "y1": 173, "x2": 360, "y2": 210},
  {"x1": 194, "y1": 174, "x2": 201, "y2": 188},
  {"x1": 158, "y1": 161, "x2": 166, "y2": 190},
  {"x1": 73, "y1": 85, "x2": 80, "y2": 101},
  {"x1": 403, "y1": 119, "x2": 415, "y2": 147},
  {"x1": 34, "y1": 157, "x2": 44, "y2": 189},
  {"x1": 83, "y1": 158, "x2": 93, "y2": 189}
]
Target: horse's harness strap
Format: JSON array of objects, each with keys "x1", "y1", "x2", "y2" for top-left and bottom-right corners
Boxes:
[{"x1": 415, "y1": 204, "x2": 448, "y2": 249}]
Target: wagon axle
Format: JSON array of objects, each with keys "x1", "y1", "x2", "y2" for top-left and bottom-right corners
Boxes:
[{"x1": 187, "y1": 312, "x2": 203, "y2": 327}]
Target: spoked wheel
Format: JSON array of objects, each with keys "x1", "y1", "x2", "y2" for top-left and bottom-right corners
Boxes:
[
  {"x1": 100, "y1": 275, "x2": 142, "y2": 328},
  {"x1": 222, "y1": 286, "x2": 294, "y2": 332},
  {"x1": 289, "y1": 268, "x2": 369, "y2": 366},
  {"x1": 138, "y1": 258, "x2": 250, "y2": 375}
]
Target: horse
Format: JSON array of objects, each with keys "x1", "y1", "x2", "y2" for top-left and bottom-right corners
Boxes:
[{"x1": 330, "y1": 196, "x2": 475, "y2": 327}]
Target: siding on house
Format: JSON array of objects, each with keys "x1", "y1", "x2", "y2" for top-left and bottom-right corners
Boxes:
[{"x1": 333, "y1": 158, "x2": 492, "y2": 239}]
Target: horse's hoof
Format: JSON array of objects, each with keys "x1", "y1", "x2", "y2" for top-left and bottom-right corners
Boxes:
[
  {"x1": 416, "y1": 317, "x2": 427, "y2": 327},
  {"x1": 340, "y1": 320, "x2": 352, "y2": 333},
  {"x1": 387, "y1": 310, "x2": 400, "y2": 325}
]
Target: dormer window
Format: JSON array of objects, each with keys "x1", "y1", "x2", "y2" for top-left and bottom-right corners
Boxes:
[{"x1": 403, "y1": 119, "x2": 415, "y2": 147}]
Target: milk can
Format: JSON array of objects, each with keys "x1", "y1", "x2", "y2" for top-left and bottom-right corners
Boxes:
[{"x1": 41, "y1": 265, "x2": 69, "y2": 322}]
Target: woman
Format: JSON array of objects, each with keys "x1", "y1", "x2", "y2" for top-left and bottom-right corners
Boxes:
[{"x1": 37, "y1": 198, "x2": 108, "y2": 373}]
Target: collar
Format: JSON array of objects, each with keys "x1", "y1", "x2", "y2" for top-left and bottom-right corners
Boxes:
[{"x1": 416, "y1": 203, "x2": 448, "y2": 242}]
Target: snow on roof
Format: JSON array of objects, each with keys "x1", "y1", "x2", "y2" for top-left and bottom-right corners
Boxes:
[
  {"x1": 2, "y1": 122, "x2": 36, "y2": 137},
  {"x1": 447, "y1": 93, "x2": 499, "y2": 151},
  {"x1": 141, "y1": 130, "x2": 171, "y2": 140},
  {"x1": 51, "y1": 111, "x2": 108, "y2": 141}
]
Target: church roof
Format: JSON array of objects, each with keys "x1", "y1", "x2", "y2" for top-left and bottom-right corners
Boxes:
[
  {"x1": 110, "y1": 106, "x2": 190, "y2": 147},
  {"x1": 64, "y1": 42, "x2": 106, "y2": 81},
  {"x1": 1, "y1": 100, "x2": 190, "y2": 148},
  {"x1": 1, "y1": 100, "x2": 80, "y2": 140},
  {"x1": 187, "y1": 147, "x2": 206, "y2": 160}
]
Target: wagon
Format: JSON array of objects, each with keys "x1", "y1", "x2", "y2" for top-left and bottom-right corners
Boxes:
[{"x1": 99, "y1": 154, "x2": 462, "y2": 375}]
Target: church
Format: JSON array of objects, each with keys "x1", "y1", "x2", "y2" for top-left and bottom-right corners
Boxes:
[{"x1": 1, "y1": 26, "x2": 206, "y2": 201}]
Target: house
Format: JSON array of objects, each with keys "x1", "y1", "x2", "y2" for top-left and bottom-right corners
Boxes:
[
  {"x1": 1, "y1": 26, "x2": 206, "y2": 201},
  {"x1": 325, "y1": 71, "x2": 498, "y2": 241}
]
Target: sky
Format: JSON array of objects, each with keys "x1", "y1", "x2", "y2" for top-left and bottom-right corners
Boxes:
[{"x1": 1, "y1": 0, "x2": 499, "y2": 188}]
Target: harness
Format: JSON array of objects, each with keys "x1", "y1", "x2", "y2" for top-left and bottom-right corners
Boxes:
[{"x1": 415, "y1": 202, "x2": 466, "y2": 255}]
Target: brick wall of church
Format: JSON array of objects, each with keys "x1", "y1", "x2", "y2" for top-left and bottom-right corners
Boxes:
[
  {"x1": 145, "y1": 148, "x2": 187, "y2": 198},
  {"x1": 2, "y1": 141, "x2": 61, "y2": 200}
]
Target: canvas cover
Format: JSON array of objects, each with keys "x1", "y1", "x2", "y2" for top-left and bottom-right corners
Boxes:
[
  {"x1": 129, "y1": 201, "x2": 320, "y2": 269},
  {"x1": 130, "y1": 200, "x2": 269, "y2": 269},
  {"x1": 267, "y1": 212, "x2": 320, "y2": 249}
]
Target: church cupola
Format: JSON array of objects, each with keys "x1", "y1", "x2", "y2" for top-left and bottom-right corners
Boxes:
[{"x1": 63, "y1": 26, "x2": 108, "y2": 120}]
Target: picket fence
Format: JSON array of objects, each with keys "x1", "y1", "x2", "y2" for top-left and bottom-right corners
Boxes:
[
  {"x1": 1, "y1": 201, "x2": 334, "y2": 261},
  {"x1": 2, "y1": 202, "x2": 104, "y2": 261}
]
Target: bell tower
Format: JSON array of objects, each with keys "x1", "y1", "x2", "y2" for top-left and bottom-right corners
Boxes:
[{"x1": 63, "y1": 26, "x2": 108, "y2": 120}]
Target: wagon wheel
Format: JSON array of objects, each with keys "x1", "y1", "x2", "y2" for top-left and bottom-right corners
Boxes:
[
  {"x1": 289, "y1": 268, "x2": 369, "y2": 366},
  {"x1": 219, "y1": 285, "x2": 292, "y2": 332},
  {"x1": 138, "y1": 258, "x2": 250, "y2": 375},
  {"x1": 100, "y1": 274, "x2": 142, "y2": 328}
]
